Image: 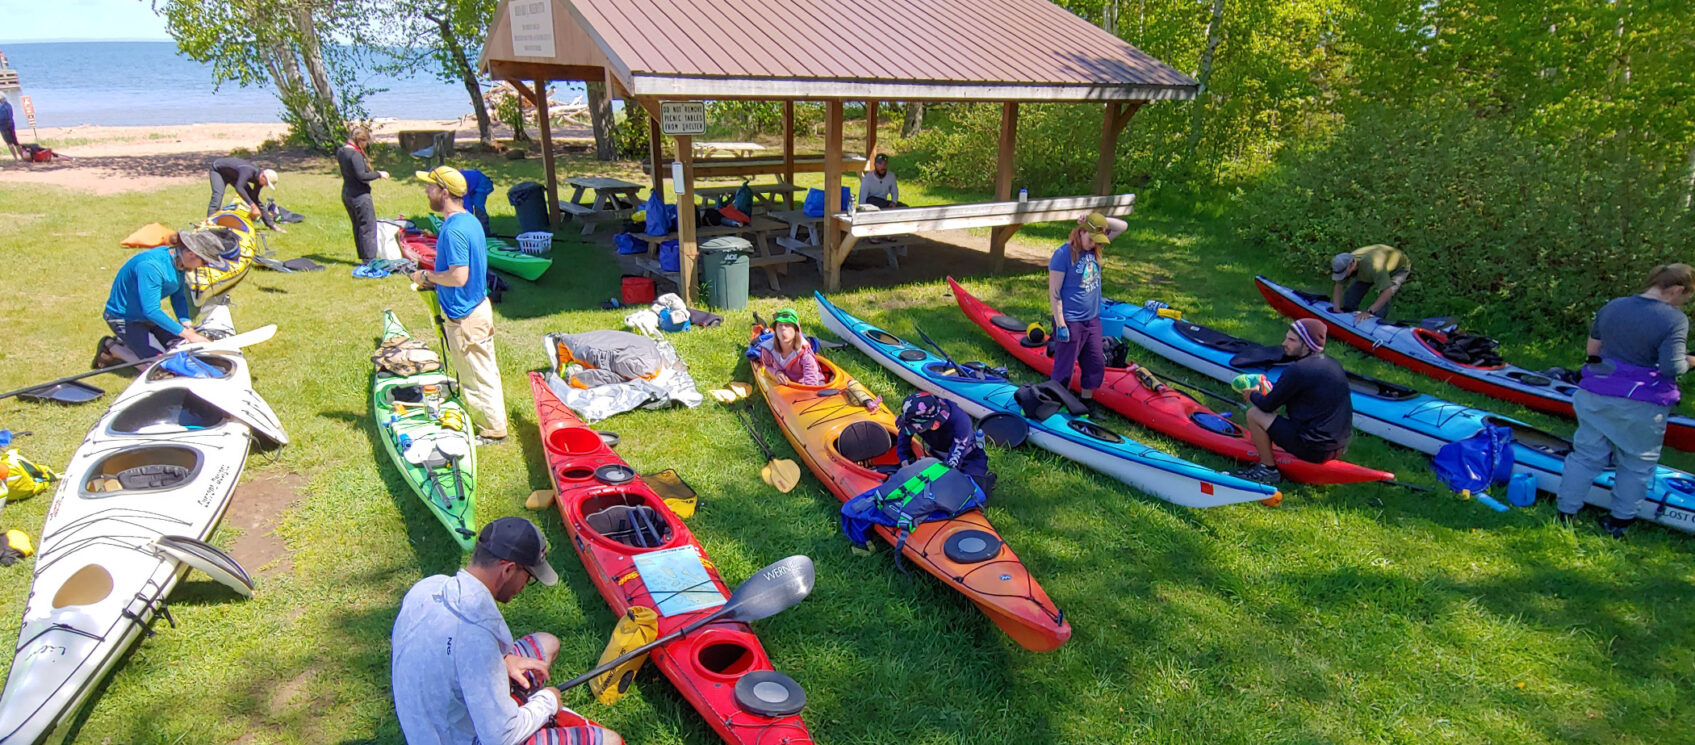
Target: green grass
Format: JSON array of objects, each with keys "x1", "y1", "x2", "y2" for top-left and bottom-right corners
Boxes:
[{"x1": 1, "y1": 147, "x2": 1693, "y2": 745}]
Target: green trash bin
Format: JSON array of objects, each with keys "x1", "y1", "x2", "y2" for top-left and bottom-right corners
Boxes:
[{"x1": 701, "y1": 236, "x2": 752, "y2": 310}]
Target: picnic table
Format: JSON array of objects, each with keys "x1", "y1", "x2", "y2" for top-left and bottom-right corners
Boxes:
[
  {"x1": 629, "y1": 216, "x2": 806, "y2": 292},
  {"x1": 693, "y1": 141, "x2": 767, "y2": 159},
  {"x1": 560, "y1": 176, "x2": 642, "y2": 236},
  {"x1": 692, "y1": 182, "x2": 807, "y2": 212},
  {"x1": 771, "y1": 208, "x2": 905, "y2": 272}
]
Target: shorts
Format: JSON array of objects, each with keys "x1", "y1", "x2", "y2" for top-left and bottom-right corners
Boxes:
[
  {"x1": 1267, "y1": 416, "x2": 1343, "y2": 464},
  {"x1": 1, "y1": 123, "x2": 17, "y2": 147},
  {"x1": 514, "y1": 634, "x2": 605, "y2": 745}
]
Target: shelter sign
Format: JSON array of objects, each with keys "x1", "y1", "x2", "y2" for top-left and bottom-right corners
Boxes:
[
  {"x1": 660, "y1": 102, "x2": 706, "y2": 136},
  {"x1": 509, "y1": 0, "x2": 556, "y2": 59}
]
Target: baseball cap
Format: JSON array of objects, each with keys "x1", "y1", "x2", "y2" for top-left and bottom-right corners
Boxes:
[
  {"x1": 874, "y1": 153, "x2": 889, "y2": 164},
  {"x1": 477, "y1": 517, "x2": 559, "y2": 586},
  {"x1": 1291, "y1": 318, "x2": 1327, "y2": 352},
  {"x1": 1330, "y1": 253, "x2": 1356, "y2": 281},
  {"x1": 1083, "y1": 212, "x2": 1112, "y2": 245},
  {"x1": 176, "y1": 228, "x2": 232, "y2": 271},
  {"x1": 772, "y1": 308, "x2": 801, "y2": 327},
  {"x1": 416, "y1": 166, "x2": 468, "y2": 197},
  {"x1": 261, "y1": 168, "x2": 279, "y2": 188}
]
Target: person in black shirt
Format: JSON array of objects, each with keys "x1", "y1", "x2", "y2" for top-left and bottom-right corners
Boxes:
[
  {"x1": 208, "y1": 157, "x2": 282, "y2": 232},
  {"x1": 337, "y1": 125, "x2": 390, "y2": 261},
  {"x1": 1233, "y1": 318, "x2": 1354, "y2": 484}
]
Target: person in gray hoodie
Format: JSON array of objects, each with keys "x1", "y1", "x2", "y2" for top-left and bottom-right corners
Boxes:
[{"x1": 392, "y1": 517, "x2": 623, "y2": 745}]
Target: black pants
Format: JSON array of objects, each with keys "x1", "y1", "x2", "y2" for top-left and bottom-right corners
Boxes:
[
  {"x1": 865, "y1": 196, "x2": 906, "y2": 209},
  {"x1": 343, "y1": 191, "x2": 378, "y2": 261},
  {"x1": 207, "y1": 169, "x2": 228, "y2": 216}
]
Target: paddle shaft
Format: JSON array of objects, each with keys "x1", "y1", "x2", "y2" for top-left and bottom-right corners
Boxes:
[
  {"x1": 734, "y1": 402, "x2": 780, "y2": 461},
  {"x1": 1137, "y1": 365, "x2": 1243, "y2": 407},
  {"x1": 0, "y1": 325, "x2": 275, "y2": 402},
  {"x1": 556, "y1": 603, "x2": 733, "y2": 693}
]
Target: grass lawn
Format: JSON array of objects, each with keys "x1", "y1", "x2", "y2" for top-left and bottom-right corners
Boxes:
[{"x1": 1, "y1": 145, "x2": 1692, "y2": 745}]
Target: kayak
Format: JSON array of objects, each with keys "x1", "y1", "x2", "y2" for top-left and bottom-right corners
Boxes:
[
  {"x1": 530, "y1": 372, "x2": 813, "y2": 745},
  {"x1": 186, "y1": 209, "x2": 261, "y2": 307},
  {"x1": 747, "y1": 324, "x2": 1072, "y2": 652},
  {"x1": 815, "y1": 292, "x2": 1281, "y2": 508},
  {"x1": 1108, "y1": 298, "x2": 1695, "y2": 533},
  {"x1": 0, "y1": 344, "x2": 287, "y2": 744},
  {"x1": 1255, "y1": 275, "x2": 1695, "y2": 453},
  {"x1": 949, "y1": 277, "x2": 1393, "y2": 485},
  {"x1": 372, "y1": 309, "x2": 479, "y2": 550},
  {"x1": 407, "y1": 216, "x2": 553, "y2": 281}
]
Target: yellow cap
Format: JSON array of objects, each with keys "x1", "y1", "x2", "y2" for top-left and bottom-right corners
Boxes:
[
  {"x1": 416, "y1": 166, "x2": 468, "y2": 197},
  {"x1": 1083, "y1": 212, "x2": 1112, "y2": 245}
]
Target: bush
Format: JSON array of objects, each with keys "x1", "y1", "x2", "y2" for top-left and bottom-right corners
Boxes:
[
  {"x1": 703, "y1": 101, "x2": 823, "y2": 138},
  {"x1": 615, "y1": 105, "x2": 650, "y2": 159},
  {"x1": 1234, "y1": 102, "x2": 1695, "y2": 337}
]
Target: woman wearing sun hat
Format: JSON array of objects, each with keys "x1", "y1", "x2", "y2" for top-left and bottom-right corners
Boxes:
[{"x1": 1048, "y1": 211, "x2": 1128, "y2": 405}]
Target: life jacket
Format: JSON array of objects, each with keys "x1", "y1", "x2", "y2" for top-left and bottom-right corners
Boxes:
[
  {"x1": 372, "y1": 337, "x2": 443, "y2": 377},
  {"x1": 840, "y1": 458, "x2": 986, "y2": 572},
  {"x1": 2, "y1": 449, "x2": 61, "y2": 501}
]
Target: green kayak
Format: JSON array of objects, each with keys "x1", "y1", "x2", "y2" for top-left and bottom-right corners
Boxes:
[
  {"x1": 421, "y1": 214, "x2": 552, "y2": 281},
  {"x1": 372, "y1": 308, "x2": 479, "y2": 549}
]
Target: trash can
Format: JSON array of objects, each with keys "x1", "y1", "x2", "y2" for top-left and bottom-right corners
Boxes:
[
  {"x1": 701, "y1": 236, "x2": 752, "y2": 310},
  {"x1": 508, "y1": 181, "x2": 549, "y2": 233}
]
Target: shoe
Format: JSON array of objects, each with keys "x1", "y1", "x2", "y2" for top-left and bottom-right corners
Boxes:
[
  {"x1": 476, "y1": 431, "x2": 509, "y2": 446},
  {"x1": 91, "y1": 337, "x2": 124, "y2": 369},
  {"x1": 1555, "y1": 510, "x2": 1580, "y2": 527},
  {"x1": 1231, "y1": 463, "x2": 1283, "y2": 485},
  {"x1": 1597, "y1": 514, "x2": 1633, "y2": 539}
]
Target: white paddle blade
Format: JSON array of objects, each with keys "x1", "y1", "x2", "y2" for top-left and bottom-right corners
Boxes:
[
  {"x1": 182, "y1": 324, "x2": 278, "y2": 354},
  {"x1": 153, "y1": 535, "x2": 255, "y2": 598}
]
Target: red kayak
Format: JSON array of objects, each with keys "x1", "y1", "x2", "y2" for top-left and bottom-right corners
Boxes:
[
  {"x1": 529, "y1": 373, "x2": 813, "y2": 745},
  {"x1": 948, "y1": 277, "x2": 1394, "y2": 485}
]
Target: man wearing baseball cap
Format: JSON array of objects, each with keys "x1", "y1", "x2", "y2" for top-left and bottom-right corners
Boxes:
[
  {"x1": 1232, "y1": 318, "x2": 1355, "y2": 484},
  {"x1": 393, "y1": 516, "x2": 623, "y2": 745},
  {"x1": 1329, "y1": 244, "x2": 1410, "y2": 322},
  {"x1": 207, "y1": 156, "x2": 283, "y2": 232},
  {"x1": 410, "y1": 165, "x2": 508, "y2": 443},
  {"x1": 96, "y1": 227, "x2": 235, "y2": 365},
  {"x1": 859, "y1": 153, "x2": 905, "y2": 209}
]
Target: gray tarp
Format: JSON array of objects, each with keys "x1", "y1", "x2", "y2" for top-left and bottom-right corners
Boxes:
[{"x1": 542, "y1": 330, "x2": 702, "y2": 422}]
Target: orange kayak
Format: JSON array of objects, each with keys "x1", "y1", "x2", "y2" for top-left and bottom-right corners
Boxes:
[{"x1": 747, "y1": 326, "x2": 1071, "y2": 652}]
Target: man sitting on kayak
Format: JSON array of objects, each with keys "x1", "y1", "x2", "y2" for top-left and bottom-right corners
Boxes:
[
  {"x1": 392, "y1": 517, "x2": 623, "y2": 745},
  {"x1": 895, "y1": 392, "x2": 996, "y2": 496},
  {"x1": 95, "y1": 228, "x2": 232, "y2": 367},
  {"x1": 1330, "y1": 244, "x2": 1411, "y2": 322},
  {"x1": 1233, "y1": 319, "x2": 1354, "y2": 484}
]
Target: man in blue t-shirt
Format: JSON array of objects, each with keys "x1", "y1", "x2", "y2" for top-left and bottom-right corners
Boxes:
[
  {"x1": 0, "y1": 92, "x2": 22, "y2": 162},
  {"x1": 410, "y1": 166, "x2": 507, "y2": 443},
  {"x1": 99, "y1": 228, "x2": 231, "y2": 365}
]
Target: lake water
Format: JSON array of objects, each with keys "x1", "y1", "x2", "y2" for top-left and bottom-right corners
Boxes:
[{"x1": 0, "y1": 41, "x2": 584, "y2": 128}]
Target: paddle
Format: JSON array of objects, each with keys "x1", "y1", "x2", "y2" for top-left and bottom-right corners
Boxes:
[
  {"x1": 412, "y1": 284, "x2": 457, "y2": 381},
  {"x1": 0, "y1": 324, "x2": 278, "y2": 403},
  {"x1": 915, "y1": 325, "x2": 1002, "y2": 380},
  {"x1": 554, "y1": 554, "x2": 816, "y2": 694},
  {"x1": 733, "y1": 401, "x2": 802, "y2": 493}
]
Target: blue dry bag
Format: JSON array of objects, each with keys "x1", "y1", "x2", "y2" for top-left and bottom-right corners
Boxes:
[
  {"x1": 1432, "y1": 424, "x2": 1515, "y2": 494},
  {"x1": 644, "y1": 191, "x2": 670, "y2": 236},
  {"x1": 658, "y1": 240, "x2": 681, "y2": 272}
]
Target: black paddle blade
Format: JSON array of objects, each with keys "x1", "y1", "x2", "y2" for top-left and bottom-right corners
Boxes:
[
  {"x1": 18, "y1": 381, "x2": 105, "y2": 404},
  {"x1": 979, "y1": 412, "x2": 1030, "y2": 448},
  {"x1": 724, "y1": 555, "x2": 815, "y2": 624}
]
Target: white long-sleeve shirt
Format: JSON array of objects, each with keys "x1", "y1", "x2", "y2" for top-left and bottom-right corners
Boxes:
[
  {"x1": 859, "y1": 170, "x2": 899, "y2": 203},
  {"x1": 392, "y1": 570, "x2": 559, "y2": 745}
]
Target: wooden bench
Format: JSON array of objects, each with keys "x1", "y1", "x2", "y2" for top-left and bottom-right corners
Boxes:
[
  {"x1": 558, "y1": 201, "x2": 633, "y2": 236},
  {"x1": 778, "y1": 236, "x2": 905, "y2": 273}
]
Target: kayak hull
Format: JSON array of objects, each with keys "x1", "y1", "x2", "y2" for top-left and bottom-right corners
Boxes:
[
  {"x1": 1108, "y1": 299, "x2": 1695, "y2": 533},
  {"x1": 815, "y1": 292, "x2": 1280, "y2": 508},
  {"x1": 747, "y1": 327, "x2": 1071, "y2": 652},
  {"x1": 1254, "y1": 275, "x2": 1695, "y2": 453},
  {"x1": 949, "y1": 277, "x2": 1392, "y2": 485},
  {"x1": 372, "y1": 310, "x2": 478, "y2": 551},
  {"x1": 402, "y1": 226, "x2": 552, "y2": 281},
  {"x1": 0, "y1": 349, "x2": 282, "y2": 744},
  {"x1": 530, "y1": 373, "x2": 812, "y2": 745}
]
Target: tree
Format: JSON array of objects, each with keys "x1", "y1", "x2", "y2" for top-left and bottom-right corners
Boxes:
[
  {"x1": 901, "y1": 102, "x2": 924, "y2": 138},
  {"x1": 374, "y1": 0, "x2": 499, "y2": 148},
  {"x1": 586, "y1": 81, "x2": 615, "y2": 160}
]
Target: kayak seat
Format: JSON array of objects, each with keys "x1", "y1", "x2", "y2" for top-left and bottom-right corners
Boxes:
[
  {"x1": 837, "y1": 421, "x2": 894, "y2": 463},
  {"x1": 109, "y1": 389, "x2": 230, "y2": 434},
  {"x1": 584, "y1": 501, "x2": 673, "y2": 549},
  {"x1": 84, "y1": 445, "x2": 201, "y2": 496}
]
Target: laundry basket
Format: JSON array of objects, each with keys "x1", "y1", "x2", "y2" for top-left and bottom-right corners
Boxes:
[{"x1": 517, "y1": 231, "x2": 554, "y2": 256}]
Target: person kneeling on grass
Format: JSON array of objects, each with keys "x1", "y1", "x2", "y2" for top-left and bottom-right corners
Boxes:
[
  {"x1": 95, "y1": 228, "x2": 233, "y2": 366},
  {"x1": 756, "y1": 308, "x2": 823, "y2": 386},
  {"x1": 895, "y1": 392, "x2": 996, "y2": 496},
  {"x1": 1232, "y1": 319, "x2": 1354, "y2": 485},
  {"x1": 1329, "y1": 244, "x2": 1410, "y2": 322},
  {"x1": 393, "y1": 517, "x2": 623, "y2": 745}
]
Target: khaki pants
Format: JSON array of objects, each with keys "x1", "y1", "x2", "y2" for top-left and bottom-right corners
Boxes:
[{"x1": 443, "y1": 299, "x2": 507, "y2": 438}]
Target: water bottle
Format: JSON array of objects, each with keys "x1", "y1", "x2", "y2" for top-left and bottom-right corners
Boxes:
[
  {"x1": 975, "y1": 428, "x2": 987, "y2": 451},
  {"x1": 1018, "y1": 188, "x2": 1028, "y2": 203},
  {"x1": 423, "y1": 384, "x2": 441, "y2": 418}
]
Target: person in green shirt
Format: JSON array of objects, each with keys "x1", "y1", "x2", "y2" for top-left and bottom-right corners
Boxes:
[{"x1": 1330, "y1": 245, "x2": 1411, "y2": 322}]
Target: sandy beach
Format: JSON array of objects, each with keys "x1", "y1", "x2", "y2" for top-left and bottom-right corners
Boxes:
[{"x1": 0, "y1": 117, "x2": 591, "y2": 194}]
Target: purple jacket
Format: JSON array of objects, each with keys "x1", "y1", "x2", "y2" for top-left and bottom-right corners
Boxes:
[{"x1": 758, "y1": 338, "x2": 823, "y2": 385}]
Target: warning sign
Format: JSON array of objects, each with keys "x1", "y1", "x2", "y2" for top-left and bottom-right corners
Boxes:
[
  {"x1": 20, "y1": 96, "x2": 34, "y2": 127},
  {"x1": 660, "y1": 102, "x2": 705, "y2": 136}
]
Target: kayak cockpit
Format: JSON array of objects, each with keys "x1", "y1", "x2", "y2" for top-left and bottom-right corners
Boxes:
[
  {"x1": 832, "y1": 420, "x2": 900, "y2": 475},
  {"x1": 81, "y1": 445, "x2": 202, "y2": 497},
  {"x1": 581, "y1": 493, "x2": 675, "y2": 549},
  {"x1": 144, "y1": 353, "x2": 235, "y2": 382},
  {"x1": 109, "y1": 390, "x2": 231, "y2": 434}
]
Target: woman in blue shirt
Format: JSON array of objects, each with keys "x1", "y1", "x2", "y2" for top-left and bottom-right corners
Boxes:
[{"x1": 1047, "y1": 212, "x2": 1128, "y2": 404}]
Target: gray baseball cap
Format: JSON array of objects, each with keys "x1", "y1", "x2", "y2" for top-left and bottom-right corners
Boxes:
[
  {"x1": 1330, "y1": 252, "x2": 1356, "y2": 281},
  {"x1": 177, "y1": 228, "x2": 232, "y2": 270}
]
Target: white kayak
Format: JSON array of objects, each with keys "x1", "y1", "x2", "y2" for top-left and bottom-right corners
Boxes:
[{"x1": 0, "y1": 331, "x2": 286, "y2": 745}]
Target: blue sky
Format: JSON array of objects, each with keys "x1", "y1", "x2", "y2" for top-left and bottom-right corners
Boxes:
[{"x1": 0, "y1": 0, "x2": 171, "y2": 43}]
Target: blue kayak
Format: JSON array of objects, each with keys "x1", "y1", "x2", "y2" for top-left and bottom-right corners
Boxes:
[
  {"x1": 815, "y1": 292, "x2": 1281, "y2": 508},
  {"x1": 1105, "y1": 298, "x2": 1695, "y2": 533}
]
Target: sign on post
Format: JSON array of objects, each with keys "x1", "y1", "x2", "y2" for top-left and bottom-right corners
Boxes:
[
  {"x1": 20, "y1": 96, "x2": 34, "y2": 127},
  {"x1": 660, "y1": 102, "x2": 706, "y2": 136}
]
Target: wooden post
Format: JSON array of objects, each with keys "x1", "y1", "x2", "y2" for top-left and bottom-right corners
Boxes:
[
  {"x1": 823, "y1": 100, "x2": 846, "y2": 290},
  {"x1": 864, "y1": 101, "x2": 879, "y2": 171},
  {"x1": 676, "y1": 134, "x2": 699, "y2": 305},
  {"x1": 1095, "y1": 101, "x2": 1143, "y2": 196},
  {"x1": 988, "y1": 101, "x2": 1019, "y2": 273},
  {"x1": 535, "y1": 80, "x2": 560, "y2": 228},
  {"x1": 782, "y1": 101, "x2": 796, "y2": 207},
  {"x1": 648, "y1": 113, "x2": 665, "y2": 194}
]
